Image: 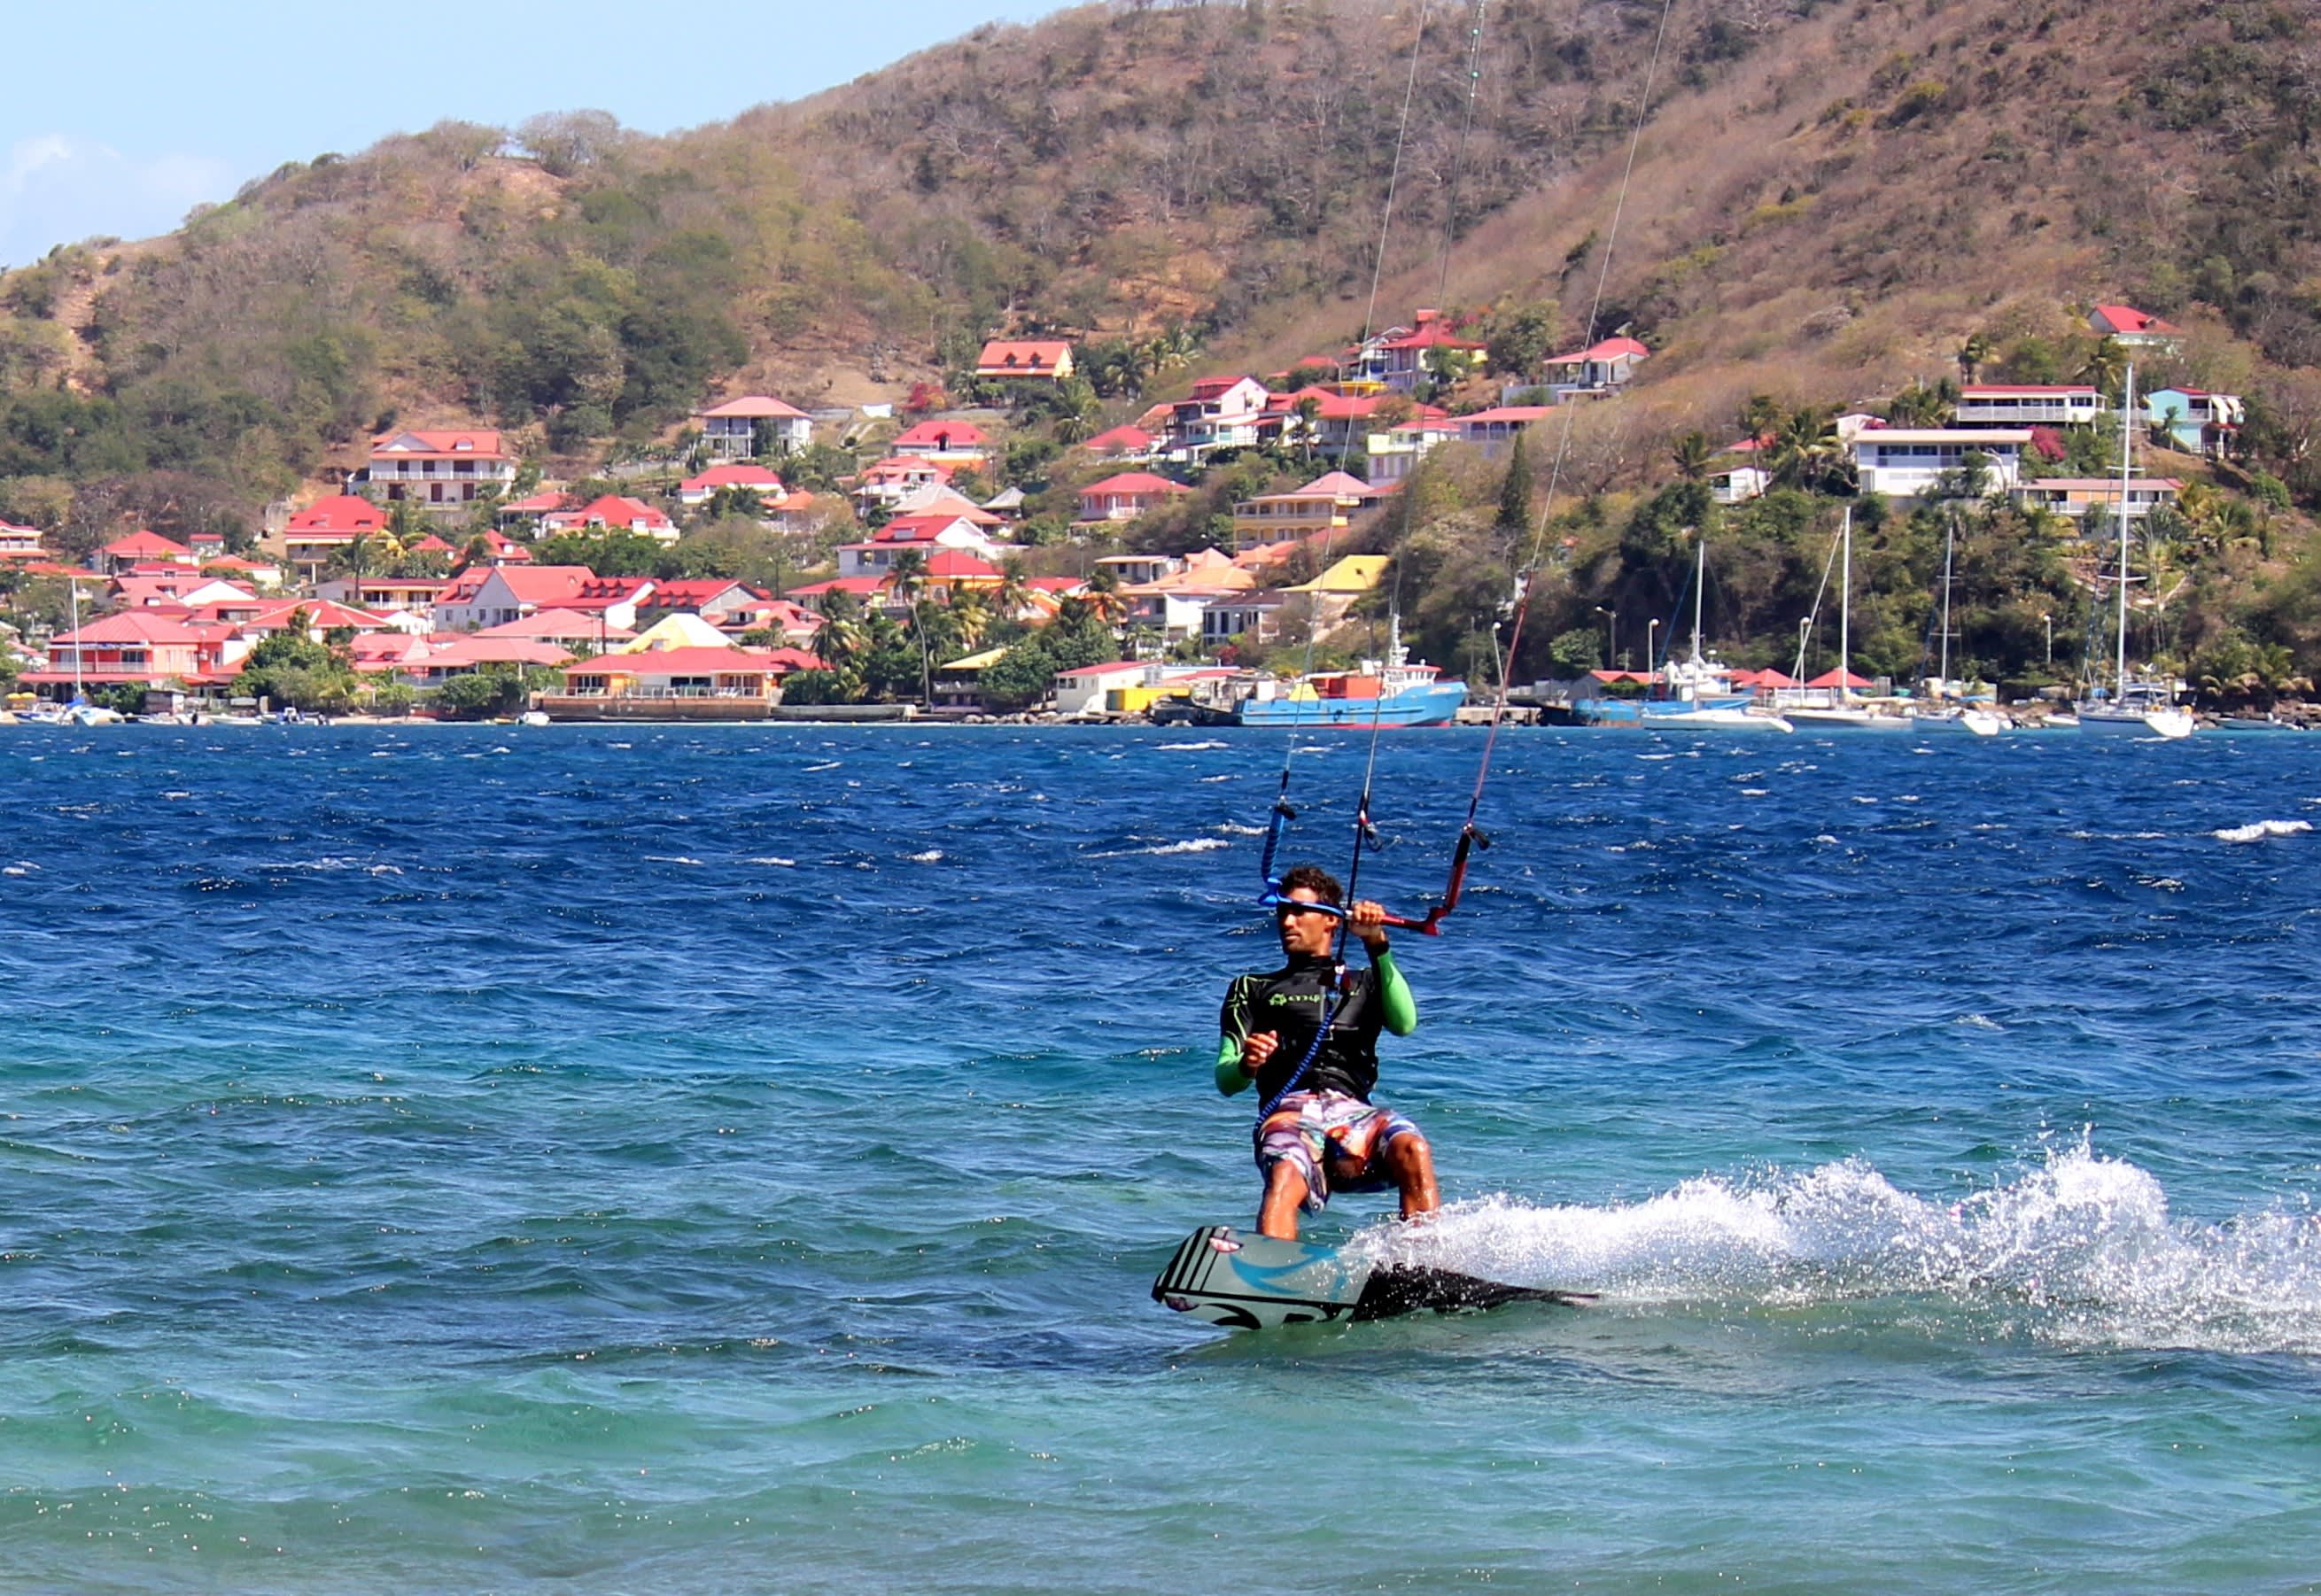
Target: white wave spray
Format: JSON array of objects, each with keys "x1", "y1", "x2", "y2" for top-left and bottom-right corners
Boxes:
[{"x1": 1352, "y1": 1139, "x2": 2321, "y2": 1355}]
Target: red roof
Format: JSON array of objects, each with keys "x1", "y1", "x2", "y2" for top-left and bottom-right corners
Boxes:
[
  {"x1": 698, "y1": 395, "x2": 808, "y2": 420},
  {"x1": 284, "y1": 495, "x2": 388, "y2": 536},
  {"x1": 1805, "y1": 669, "x2": 1875, "y2": 689},
  {"x1": 1547, "y1": 336, "x2": 1650, "y2": 364},
  {"x1": 1960, "y1": 384, "x2": 2098, "y2": 397},
  {"x1": 680, "y1": 464, "x2": 785, "y2": 493},
  {"x1": 2092, "y1": 305, "x2": 2181, "y2": 337},
  {"x1": 52, "y1": 610, "x2": 219, "y2": 647},
  {"x1": 370, "y1": 428, "x2": 507, "y2": 459},
  {"x1": 923, "y1": 549, "x2": 1000, "y2": 579},
  {"x1": 643, "y1": 578, "x2": 757, "y2": 608},
  {"x1": 873, "y1": 513, "x2": 978, "y2": 544},
  {"x1": 501, "y1": 491, "x2": 580, "y2": 516},
  {"x1": 100, "y1": 530, "x2": 193, "y2": 558},
  {"x1": 1081, "y1": 472, "x2": 1191, "y2": 496},
  {"x1": 977, "y1": 339, "x2": 1073, "y2": 371},
  {"x1": 1381, "y1": 324, "x2": 1486, "y2": 352},
  {"x1": 1188, "y1": 376, "x2": 1256, "y2": 400},
  {"x1": 543, "y1": 494, "x2": 673, "y2": 532},
  {"x1": 892, "y1": 420, "x2": 990, "y2": 450},
  {"x1": 1085, "y1": 425, "x2": 1154, "y2": 453},
  {"x1": 788, "y1": 576, "x2": 889, "y2": 598}
]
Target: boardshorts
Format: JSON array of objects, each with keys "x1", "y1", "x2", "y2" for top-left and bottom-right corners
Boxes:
[{"x1": 1254, "y1": 1090, "x2": 1422, "y2": 1212}]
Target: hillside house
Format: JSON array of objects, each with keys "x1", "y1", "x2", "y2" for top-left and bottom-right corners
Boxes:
[
  {"x1": 21, "y1": 611, "x2": 235, "y2": 696},
  {"x1": 1201, "y1": 591, "x2": 1288, "y2": 649},
  {"x1": 434, "y1": 566, "x2": 656, "y2": 632},
  {"x1": 0, "y1": 520, "x2": 45, "y2": 562},
  {"x1": 1370, "y1": 316, "x2": 1487, "y2": 393},
  {"x1": 1115, "y1": 549, "x2": 1254, "y2": 643},
  {"x1": 320, "y1": 574, "x2": 456, "y2": 623},
  {"x1": 1363, "y1": 416, "x2": 1461, "y2": 484},
  {"x1": 1230, "y1": 471, "x2": 1391, "y2": 552},
  {"x1": 1542, "y1": 336, "x2": 1648, "y2": 399},
  {"x1": 1848, "y1": 429, "x2": 2033, "y2": 498},
  {"x1": 539, "y1": 494, "x2": 678, "y2": 546},
  {"x1": 1165, "y1": 376, "x2": 1271, "y2": 462},
  {"x1": 855, "y1": 455, "x2": 954, "y2": 512},
  {"x1": 359, "y1": 429, "x2": 516, "y2": 510},
  {"x1": 1711, "y1": 464, "x2": 1772, "y2": 504},
  {"x1": 2089, "y1": 305, "x2": 2183, "y2": 349},
  {"x1": 2143, "y1": 388, "x2": 2243, "y2": 457},
  {"x1": 975, "y1": 339, "x2": 1075, "y2": 382},
  {"x1": 1451, "y1": 406, "x2": 1555, "y2": 458},
  {"x1": 280, "y1": 495, "x2": 390, "y2": 584},
  {"x1": 677, "y1": 464, "x2": 786, "y2": 509},
  {"x1": 1285, "y1": 554, "x2": 1388, "y2": 630},
  {"x1": 836, "y1": 512, "x2": 1000, "y2": 578},
  {"x1": 1084, "y1": 424, "x2": 1155, "y2": 460},
  {"x1": 2010, "y1": 477, "x2": 2184, "y2": 526},
  {"x1": 633, "y1": 579, "x2": 781, "y2": 632},
  {"x1": 557, "y1": 645, "x2": 815, "y2": 704},
  {"x1": 94, "y1": 530, "x2": 196, "y2": 575},
  {"x1": 470, "y1": 608, "x2": 637, "y2": 648},
  {"x1": 889, "y1": 420, "x2": 992, "y2": 465},
  {"x1": 1956, "y1": 385, "x2": 2104, "y2": 426},
  {"x1": 1076, "y1": 472, "x2": 1192, "y2": 523},
  {"x1": 695, "y1": 396, "x2": 812, "y2": 461}
]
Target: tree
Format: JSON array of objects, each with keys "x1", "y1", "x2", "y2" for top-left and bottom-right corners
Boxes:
[
  {"x1": 1736, "y1": 393, "x2": 1783, "y2": 445},
  {"x1": 1495, "y1": 430, "x2": 1535, "y2": 535},
  {"x1": 1485, "y1": 302, "x2": 1561, "y2": 381},
  {"x1": 1957, "y1": 332, "x2": 1992, "y2": 384},
  {"x1": 1670, "y1": 431, "x2": 1715, "y2": 483},
  {"x1": 2081, "y1": 336, "x2": 2129, "y2": 403}
]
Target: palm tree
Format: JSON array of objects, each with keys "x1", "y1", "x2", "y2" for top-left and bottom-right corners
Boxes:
[
  {"x1": 948, "y1": 588, "x2": 993, "y2": 651},
  {"x1": 2081, "y1": 336, "x2": 2129, "y2": 403},
  {"x1": 1767, "y1": 406, "x2": 1841, "y2": 491},
  {"x1": 1082, "y1": 565, "x2": 1127, "y2": 627},
  {"x1": 1671, "y1": 431, "x2": 1716, "y2": 482},
  {"x1": 1294, "y1": 394, "x2": 1324, "y2": 469},
  {"x1": 994, "y1": 554, "x2": 1034, "y2": 621},
  {"x1": 1735, "y1": 393, "x2": 1782, "y2": 446},
  {"x1": 815, "y1": 591, "x2": 867, "y2": 674}
]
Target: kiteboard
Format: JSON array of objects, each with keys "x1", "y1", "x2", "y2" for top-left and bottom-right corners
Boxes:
[{"x1": 1153, "y1": 1225, "x2": 1595, "y2": 1330}]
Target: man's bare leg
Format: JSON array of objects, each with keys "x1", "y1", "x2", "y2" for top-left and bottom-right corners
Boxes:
[
  {"x1": 1383, "y1": 1132, "x2": 1440, "y2": 1222},
  {"x1": 1259, "y1": 1162, "x2": 1309, "y2": 1240}
]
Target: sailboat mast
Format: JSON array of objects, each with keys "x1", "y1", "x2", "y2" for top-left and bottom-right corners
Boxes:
[
  {"x1": 1838, "y1": 508, "x2": 1852, "y2": 703},
  {"x1": 1690, "y1": 540, "x2": 1706, "y2": 663},
  {"x1": 1938, "y1": 513, "x2": 1954, "y2": 693},
  {"x1": 2114, "y1": 363, "x2": 2136, "y2": 692}
]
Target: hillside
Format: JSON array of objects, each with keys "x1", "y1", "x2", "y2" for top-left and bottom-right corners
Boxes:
[{"x1": 2, "y1": 0, "x2": 2319, "y2": 697}]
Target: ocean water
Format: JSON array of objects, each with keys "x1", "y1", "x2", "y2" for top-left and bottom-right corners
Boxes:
[{"x1": 3, "y1": 722, "x2": 2320, "y2": 1593}]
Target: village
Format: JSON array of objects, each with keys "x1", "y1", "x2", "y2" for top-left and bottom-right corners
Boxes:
[{"x1": 0, "y1": 300, "x2": 2243, "y2": 728}]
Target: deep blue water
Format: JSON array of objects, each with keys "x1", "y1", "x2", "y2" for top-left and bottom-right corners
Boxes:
[{"x1": 3, "y1": 723, "x2": 2320, "y2": 1592}]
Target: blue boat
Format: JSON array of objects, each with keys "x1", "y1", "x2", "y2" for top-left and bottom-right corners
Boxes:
[{"x1": 1182, "y1": 649, "x2": 1467, "y2": 728}]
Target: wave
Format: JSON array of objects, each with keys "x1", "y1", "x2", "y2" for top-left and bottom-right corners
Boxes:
[
  {"x1": 2214, "y1": 818, "x2": 2311, "y2": 844},
  {"x1": 1215, "y1": 823, "x2": 1268, "y2": 836},
  {"x1": 1158, "y1": 740, "x2": 1229, "y2": 751},
  {"x1": 1350, "y1": 1140, "x2": 2321, "y2": 1356},
  {"x1": 1089, "y1": 837, "x2": 1233, "y2": 859},
  {"x1": 908, "y1": 849, "x2": 944, "y2": 863}
]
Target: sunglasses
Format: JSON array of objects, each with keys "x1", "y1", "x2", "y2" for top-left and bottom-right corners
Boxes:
[{"x1": 1271, "y1": 899, "x2": 1346, "y2": 921}]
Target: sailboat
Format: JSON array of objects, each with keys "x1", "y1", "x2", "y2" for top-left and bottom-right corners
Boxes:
[
  {"x1": 2073, "y1": 366, "x2": 2193, "y2": 740},
  {"x1": 1786, "y1": 508, "x2": 1910, "y2": 732},
  {"x1": 1910, "y1": 511, "x2": 2005, "y2": 735},
  {"x1": 1635, "y1": 542, "x2": 1792, "y2": 731},
  {"x1": 58, "y1": 577, "x2": 125, "y2": 726}
]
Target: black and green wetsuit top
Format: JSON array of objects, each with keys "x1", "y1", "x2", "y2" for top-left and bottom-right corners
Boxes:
[{"x1": 1216, "y1": 949, "x2": 1417, "y2": 1104}]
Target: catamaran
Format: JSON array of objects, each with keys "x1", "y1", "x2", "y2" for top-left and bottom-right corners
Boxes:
[{"x1": 2073, "y1": 366, "x2": 2193, "y2": 739}]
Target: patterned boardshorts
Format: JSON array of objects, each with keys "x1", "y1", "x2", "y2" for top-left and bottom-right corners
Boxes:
[{"x1": 1254, "y1": 1090, "x2": 1422, "y2": 1212}]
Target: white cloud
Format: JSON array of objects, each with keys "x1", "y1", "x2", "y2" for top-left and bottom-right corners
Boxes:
[{"x1": 0, "y1": 134, "x2": 237, "y2": 269}]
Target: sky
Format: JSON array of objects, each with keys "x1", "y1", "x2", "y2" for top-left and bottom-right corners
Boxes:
[{"x1": 1, "y1": 1, "x2": 1074, "y2": 270}]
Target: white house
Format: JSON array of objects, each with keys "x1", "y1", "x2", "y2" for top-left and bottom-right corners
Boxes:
[
  {"x1": 358, "y1": 429, "x2": 516, "y2": 510},
  {"x1": 1165, "y1": 376, "x2": 1272, "y2": 462},
  {"x1": 2010, "y1": 477, "x2": 2184, "y2": 526},
  {"x1": 1711, "y1": 465, "x2": 1772, "y2": 504},
  {"x1": 1955, "y1": 385, "x2": 2104, "y2": 426},
  {"x1": 1847, "y1": 429, "x2": 2032, "y2": 498},
  {"x1": 1541, "y1": 336, "x2": 1648, "y2": 399},
  {"x1": 695, "y1": 396, "x2": 812, "y2": 461},
  {"x1": 433, "y1": 566, "x2": 656, "y2": 632}
]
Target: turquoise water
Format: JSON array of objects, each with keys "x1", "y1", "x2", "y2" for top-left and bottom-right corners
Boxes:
[{"x1": 2, "y1": 724, "x2": 2319, "y2": 1592}]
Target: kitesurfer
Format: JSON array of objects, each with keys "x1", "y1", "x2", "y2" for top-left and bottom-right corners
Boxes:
[{"x1": 1215, "y1": 864, "x2": 1439, "y2": 1241}]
